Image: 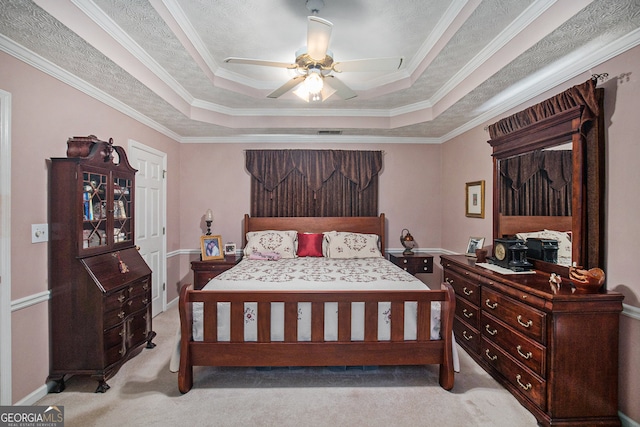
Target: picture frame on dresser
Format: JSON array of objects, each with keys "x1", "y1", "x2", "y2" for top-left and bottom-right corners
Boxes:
[
  {"x1": 465, "y1": 180, "x2": 485, "y2": 218},
  {"x1": 201, "y1": 235, "x2": 223, "y2": 260},
  {"x1": 465, "y1": 237, "x2": 484, "y2": 256}
]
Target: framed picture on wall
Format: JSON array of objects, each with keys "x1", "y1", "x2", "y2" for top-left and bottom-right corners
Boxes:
[
  {"x1": 465, "y1": 180, "x2": 485, "y2": 218},
  {"x1": 200, "y1": 235, "x2": 224, "y2": 260}
]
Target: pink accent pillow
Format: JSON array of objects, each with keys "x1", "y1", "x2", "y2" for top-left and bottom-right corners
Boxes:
[{"x1": 297, "y1": 233, "x2": 324, "y2": 257}]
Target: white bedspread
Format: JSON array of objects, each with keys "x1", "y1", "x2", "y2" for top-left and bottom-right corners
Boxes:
[{"x1": 170, "y1": 257, "x2": 459, "y2": 372}]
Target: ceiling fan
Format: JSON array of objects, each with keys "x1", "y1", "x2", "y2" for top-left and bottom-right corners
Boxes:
[{"x1": 223, "y1": 5, "x2": 404, "y2": 102}]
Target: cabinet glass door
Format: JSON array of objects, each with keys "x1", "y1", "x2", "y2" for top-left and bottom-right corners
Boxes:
[
  {"x1": 82, "y1": 172, "x2": 108, "y2": 249},
  {"x1": 113, "y1": 175, "x2": 132, "y2": 244}
]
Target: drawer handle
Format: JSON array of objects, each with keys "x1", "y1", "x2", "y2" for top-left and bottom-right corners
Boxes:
[
  {"x1": 129, "y1": 287, "x2": 134, "y2": 293},
  {"x1": 403, "y1": 267, "x2": 408, "y2": 271},
  {"x1": 516, "y1": 345, "x2": 532, "y2": 360},
  {"x1": 485, "y1": 349, "x2": 497, "y2": 361},
  {"x1": 517, "y1": 315, "x2": 533, "y2": 328},
  {"x1": 119, "y1": 329, "x2": 124, "y2": 337},
  {"x1": 142, "y1": 298, "x2": 149, "y2": 304},
  {"x1": 117, "y1": 294, "x2": 125, "y2": 303},
  {"x1": 143, "y1": 283, "x2": 149, "y2": 290},
  {"x1": 128, "y1": 300, "x2": 133, "y2": 306},
  {"x1": 485, "y1": 299, "x2": 497, "y2": 309},
  {"x1": 462, "y1": 331, "x2": 473, "y2": 341},
  {"x1": 445, "y1": 278, "x2": 453, "y2": 285},
  {"x1": 117, "y1": 311, "x2": 125, "y2": 319},
  {"x1": 516, "y1": 374, "x2": 532, "y2": 391},
  {"x1": 462, "y1": 309, "x2": 473, "y2": 319},
  {"x1": 423, "y1": 259, "x2": 428, "y2": 263},
  {"x1": 485, "y1": 325, "x2": 497, "y2": 336},
  {"x1": 119, "y1": 348, "x2": 125, "y2": 356},
  {"x1": 128, "y1": 333, "x2": 134, "y2": 340},
  {"x1": 463, "y1": 287, "x2": 473, "y2": 296}
]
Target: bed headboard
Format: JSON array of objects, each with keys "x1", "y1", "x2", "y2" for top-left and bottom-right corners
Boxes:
[
  {"x1": 498, "y1": 214, "x2": 572, "y2": 238},
  {"x1": 243, "y1": 214, "x2": 386, "y2": 256}
]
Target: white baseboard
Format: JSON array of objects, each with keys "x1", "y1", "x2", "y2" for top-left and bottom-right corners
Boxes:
[
  {"x1": 14, "y1": 383, "x2": 49, "y2": 406},
  {"x1": 620, "y1": 411, "x2": 640, "y2": 427}
]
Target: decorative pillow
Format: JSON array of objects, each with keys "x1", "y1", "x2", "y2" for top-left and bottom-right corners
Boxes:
[
  {"x1": 516, "y1": 229, "x2": 572, "y2": 265},
  {"x1": 244, "y1": 230, "x2": 297, "y2": 258},
  {"x1": 324, "y1": 231, "x2": 382, "y2": 259},
  {"x1": 297, "y1": 232, "x2": 324, "y2": 257}
]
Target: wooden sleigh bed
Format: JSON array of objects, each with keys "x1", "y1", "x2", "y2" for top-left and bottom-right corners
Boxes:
[{"x1": 178, "y1": 214, "x2": 456, "y2": 393}]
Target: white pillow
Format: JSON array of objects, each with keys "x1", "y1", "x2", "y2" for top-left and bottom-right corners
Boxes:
[
  {"x1": 324, "y1": 231, "x2": 382, "y2": 259},
  {"x1": 244, "y1": 230, "x2": 297, "y2": 258},
  {"x1": 516, "y1": 229, "x2": 572, "y2": 266}
]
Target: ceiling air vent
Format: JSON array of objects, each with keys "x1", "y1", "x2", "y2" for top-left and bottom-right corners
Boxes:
[{"x1": 317, "y1": 130, "x2": 342, "y2": 135}]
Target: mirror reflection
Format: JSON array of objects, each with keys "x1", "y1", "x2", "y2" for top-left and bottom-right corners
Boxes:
[{"x1": 498, "y1": 143, "x2": 573, "y2": 266}]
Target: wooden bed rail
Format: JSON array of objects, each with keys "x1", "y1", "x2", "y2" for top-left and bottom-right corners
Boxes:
[{"x1": 178, "y1": 282, "x2": 456, "y2": 393}]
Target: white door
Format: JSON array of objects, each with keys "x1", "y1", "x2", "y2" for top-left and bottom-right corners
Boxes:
[{"x1": 129, "y1": 141, "x2": 166, "y2": 317}]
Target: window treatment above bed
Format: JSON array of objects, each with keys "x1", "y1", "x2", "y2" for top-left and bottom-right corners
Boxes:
[{"x1": 246, "y1": 149, "x2": 382, "y2": 217}]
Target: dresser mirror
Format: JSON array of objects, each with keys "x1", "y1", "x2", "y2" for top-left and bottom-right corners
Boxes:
[{"x1": 487, "y1": 79, "x2": 605, "y2": 272}]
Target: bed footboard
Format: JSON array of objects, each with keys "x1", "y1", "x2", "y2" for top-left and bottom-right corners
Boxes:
[{"x1": 178, "y1": 282, "x2": 455, "y2": 393}]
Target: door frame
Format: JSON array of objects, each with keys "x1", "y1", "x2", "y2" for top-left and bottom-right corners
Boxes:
[
  {"x1": 0, "y1": 89, "x2": 12, "y2": 404},
  {"x1": 128, "y1": 139, "x2": 167, "y2": 315}
]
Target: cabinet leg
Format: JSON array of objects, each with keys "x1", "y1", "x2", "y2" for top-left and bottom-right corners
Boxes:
[
  {"x1": 95, "y1": 380, "x2": 110, "y2": 393},
  {"x1": 146, "y1": 331, "x2": 157, "y2": 349},
  {"x1": 49, "y1": 377, "x2": 66, "y2": 393}
]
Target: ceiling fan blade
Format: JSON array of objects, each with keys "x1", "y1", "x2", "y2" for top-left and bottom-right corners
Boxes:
[
  {"x1": 307, "y1": 16, "x2": 333, "y2": 61},
  {"x1": 333, "y1": 57, "x2": 404, "y2": 73},
  {"x1": 224, "y1": 57, "x2": 296, "y2": 69},
  {"x1": 267, "y1": 76, "x2": 306, "y2": 98},
  {"x1": 324, "y1": 76, "x2": 357, "y2": 100}
]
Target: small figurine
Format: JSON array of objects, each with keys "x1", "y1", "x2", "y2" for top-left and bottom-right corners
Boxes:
[{"x1": 549, "y1": 272, "x2": 562, "y2": 293}]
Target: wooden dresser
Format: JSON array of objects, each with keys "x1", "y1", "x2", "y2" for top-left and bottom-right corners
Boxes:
[
  {"x1": 48, "y1": 136, "x2": 155, "y2": 393},
  {"x1": 441, "y1": 254, "x2": 623, "y2": 427}
]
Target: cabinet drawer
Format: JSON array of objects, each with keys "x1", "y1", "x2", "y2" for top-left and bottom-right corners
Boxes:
[
  {"x1": 394, "y1": 256, "x2": 433, "y2": 274},
  {"x1": 445, "y1": 269, "x2": 480, "y2": 306},
  {"x1": 128, "y1": 278, "x2": 150, "y2": 298},
  {"x1": 454, "y1": 318, "x2": 480, "y2": 354},
  {"x1": 482, "y1": 287, "x2": 546, "y2": 344},
  {"x1": 104, "y1": 340, "x2": 126, "y2": 367},
  {"x1": 104, "y1": 288, "x2": 129, "y2": 312},
  {"x1": 482, "y1": 338, "x2": 546, "y2": 409},
  {"x1": 482, "y1": 312, "x2": 546, "y2": 377},
  {"x1": 104, "y1": 324, "x2": 125, "y2": 349},
  {"x1": 126, "y1": 291, "x2": 150, "y2": 314},
  {"x1": 455, "y1": 296, "x2": 480, "y2": 330},
  {"x1": 127, "y1": 309, "x2": 151, "y2": 348}
]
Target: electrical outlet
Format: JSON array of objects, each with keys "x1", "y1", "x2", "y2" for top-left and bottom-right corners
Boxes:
[{"x1": 32, "y1": 223, "x2": 49, "y2": 243}]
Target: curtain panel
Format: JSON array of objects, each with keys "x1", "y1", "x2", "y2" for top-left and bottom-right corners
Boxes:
[
  {"x1": 246, "y1": 150, "x2": 383, "y2": 217},
  {"x1": 500, "y1": 150, "x2": 572, "y2": 216}
]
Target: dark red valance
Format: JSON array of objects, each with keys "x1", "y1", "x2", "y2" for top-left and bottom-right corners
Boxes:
[
  {"x1": 245, "y1": 150, "x2": 383, "y2": 192},
  {"x1": 487, "y1": 78, "x2": 599, "y2": 139}
]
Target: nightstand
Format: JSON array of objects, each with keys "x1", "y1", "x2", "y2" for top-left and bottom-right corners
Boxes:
[
  {"x1": 388, "y1": 253, "x2": 434, "y2": 275},
  {"x1": 191, "y1": 255, "x2": 242, "y2": 290}
]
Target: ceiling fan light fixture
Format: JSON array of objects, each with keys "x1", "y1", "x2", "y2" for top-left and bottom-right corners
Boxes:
[{"x1": 304, "y1": 70, "x2": 324, "y2": 95}]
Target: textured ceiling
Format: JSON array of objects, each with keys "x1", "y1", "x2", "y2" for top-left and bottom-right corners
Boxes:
[{"x1": 1, "y1": 0, "x2": 639, "y2": 143}]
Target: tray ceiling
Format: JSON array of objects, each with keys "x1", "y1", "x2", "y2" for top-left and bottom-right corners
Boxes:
[{"x1": 1, "y1": 0, "x2": 639, "y2": 143}]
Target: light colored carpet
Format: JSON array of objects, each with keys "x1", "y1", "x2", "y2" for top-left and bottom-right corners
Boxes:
[{"x1": 35, "y1": 304, "x2": 539, "y2": 427}]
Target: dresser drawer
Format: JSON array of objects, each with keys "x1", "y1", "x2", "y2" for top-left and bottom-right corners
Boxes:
[
  {"x1": 126, "y1": 309, "x2": 151, "y2": 348},
  {"x1": 455, "y1": 296, "x2": 480, "y2": 330},
  {"x1": 482, "y1": 287, "x2": 546, "y2": 344},
  {"x1": 391, "y1": 255, "x2": 433, "y2": 274},
  {"x1": 454, "y1": 317, "x2": 480, "y2": 354},
  {"x1": 482, "y1": 312, "x2": 546, "y2": 377},
  {"x1": 482, "y1": 338, "x2": 547, "y2": 409},
  {"x1": 445, "y1": 269, "x2": 480, "y2": 306},
  {"x1": 103, "y1": 324, "x2": 125, "y2": 354}
]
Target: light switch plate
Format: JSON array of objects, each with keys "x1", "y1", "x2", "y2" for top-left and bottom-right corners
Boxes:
[{"x1": 32, "y1": 223, "x2": 48, "y2": 243}]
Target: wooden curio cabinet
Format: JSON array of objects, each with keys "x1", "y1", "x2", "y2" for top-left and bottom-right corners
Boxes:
[{"x1": 48, "y1": 136, "x2": 155, "y2": 393}]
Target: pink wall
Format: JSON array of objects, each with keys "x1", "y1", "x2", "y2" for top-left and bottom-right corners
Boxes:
[
  {"x1": 1, "y1": 41, "x2": 638, "y2": 422},
  {"x1": 1, "y1": 51, "x2": 181, "y2": 401}
]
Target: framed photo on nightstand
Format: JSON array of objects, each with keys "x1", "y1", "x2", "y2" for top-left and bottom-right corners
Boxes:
[
  {"x1": 224, "y1": 242, "x2": 237, "y2": 256},
  {"x1": 201, "y1": 235, "x2": 224, "y2": 260}
]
